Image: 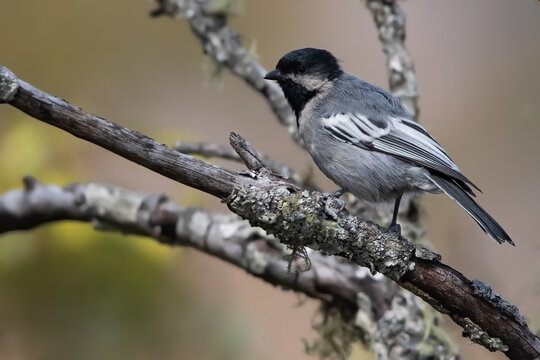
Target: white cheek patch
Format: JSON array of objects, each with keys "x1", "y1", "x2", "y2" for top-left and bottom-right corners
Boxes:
[{"x1": 287, "y1": 74, "x2": 327, "y2": 91}]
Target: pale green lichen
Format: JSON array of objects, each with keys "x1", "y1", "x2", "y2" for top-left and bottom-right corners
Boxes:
[
  {"x1": 462, "y1": 321, "x2": 508, "y2": 352},
  {"x1": 416, "y1": 301, "x2": 459, "y2": 358},
  {"x1": 227, "y1": 185, "x2": 416, "y2": 280},
  {"x1": 303, "y1": 304, "x2": 362, "y2": 360},
  {"x1": 202, "y1": 55, "x2": 225, "y2": 89}
]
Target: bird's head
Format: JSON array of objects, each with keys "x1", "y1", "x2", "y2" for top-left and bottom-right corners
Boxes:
[
  {"x1": 265, "y1": 48, "x2": 342, "y2": 91},
  {"x1": 265, "y1": 48, "x2": 342, "y2": 119}
]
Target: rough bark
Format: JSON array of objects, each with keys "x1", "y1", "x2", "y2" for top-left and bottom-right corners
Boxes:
[
  {"x1": 1, "y1": 67, "x2": 538, "y2": 359},
  {"x1": 0, "y1": 176, "x2": 455, "y2": 359},
  {"x1": 0, "y1": 176, "x2": 375, "y2": 306},
  {"x1": 367, "y1": 0, "x2": 419, "y2": 119},
  {"x1": 150, "y1": 1, "x2": 452, "y2": 359}
]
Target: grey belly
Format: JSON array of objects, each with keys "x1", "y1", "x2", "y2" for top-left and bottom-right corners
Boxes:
[{"x1": 306, "y1": 140, "x2": 437, "y2": 202}]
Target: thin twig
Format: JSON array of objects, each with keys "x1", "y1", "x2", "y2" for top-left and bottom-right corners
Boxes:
[
  {"x1": 174, "y1": 139, "x2": 309, "y2": 186},
  {"x1": 174, "y1": 140, "x2": 241, "y2": 161},
  {"x1": 367, "y1": 0, "x2": 419, "y2": 119}
]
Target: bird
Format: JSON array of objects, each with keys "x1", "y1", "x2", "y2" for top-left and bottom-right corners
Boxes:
[{"x1": 264, "y1": 47, "x2": 513, "y2": 245}]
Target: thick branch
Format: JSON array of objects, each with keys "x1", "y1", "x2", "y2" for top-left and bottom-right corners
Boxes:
[
  {"x1": 0, "y1": 178, "x2": 457, "y2": 358},
  {"x1": 1, "y1": 68, "x2": 538, "y2": 359},
  {"x1": 0, "y1": 177, "x2": 374, "y2": 306},
  {"x1": 0, "y1": 67, "x2": 251, "y2": 199}
]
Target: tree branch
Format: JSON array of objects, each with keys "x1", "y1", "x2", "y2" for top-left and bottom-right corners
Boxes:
[
  {"x1": 150, "y1": 0, "x2": 296, "y2": 136},
  {"x1": 367, "y1": 0, "x2": 419, "y2": 119},
  {"x1": 0, "y1": 177, "x2": 457, "y2": 358},
  {"x1": 147, "y1": 2, "x2": 529, "y2": 359},
  {"x1": 1, "y1": 67, "x2": 538, "y2": 359},
  {"x1": 0, "y1": 176, "x2": 370, "y2": 306},
  {"x1": 0, "y1": 67, "x2": 252, "y2": 199},
  {"x1": 174, "y1": 140, "x2": 241, "y2": 161}
]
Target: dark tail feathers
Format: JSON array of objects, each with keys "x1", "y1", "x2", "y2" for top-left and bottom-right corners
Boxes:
[{"x1": 426, "y1": 173, "x2": 513, "y2": 245}]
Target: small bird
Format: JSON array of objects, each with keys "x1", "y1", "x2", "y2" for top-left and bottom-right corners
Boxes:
[{"x1": 264, "y1": 48, "x2": 513, "y2": 245}]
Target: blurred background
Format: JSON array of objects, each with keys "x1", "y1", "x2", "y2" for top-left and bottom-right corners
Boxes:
[{"x1": 0, "y1": 0, "x2": 539, "y2": 359}]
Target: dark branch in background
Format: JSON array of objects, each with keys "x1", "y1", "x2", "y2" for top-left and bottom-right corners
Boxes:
[{"x1": 1, "y1": 67, "x2": 538, "y2": 359}]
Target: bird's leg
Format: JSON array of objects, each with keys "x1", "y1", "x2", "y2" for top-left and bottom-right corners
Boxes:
[
  {"x1": 388, "y1": 195, "x2": 402, "y2": 233},
  {"x1": 328, "y1": 188, "x2": 348, "y2": 198}
]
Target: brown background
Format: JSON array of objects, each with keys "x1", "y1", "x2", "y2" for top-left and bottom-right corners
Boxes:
[{"x1": 0, "y1": 0, "x2": 539, "y2": 359}]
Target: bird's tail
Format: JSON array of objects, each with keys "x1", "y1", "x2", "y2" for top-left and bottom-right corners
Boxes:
[{"x1": 426, "y1": 173, "x2": 513, "y2": 245}]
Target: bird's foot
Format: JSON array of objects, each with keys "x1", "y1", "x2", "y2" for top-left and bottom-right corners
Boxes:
[{"x1": 388, "y1": 223, "x2": 401, "y2": 235}]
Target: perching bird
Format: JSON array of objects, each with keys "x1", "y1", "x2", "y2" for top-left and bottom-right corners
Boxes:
[{"x1": 264, "y1": 48, "x2": 513, "y2": 245}]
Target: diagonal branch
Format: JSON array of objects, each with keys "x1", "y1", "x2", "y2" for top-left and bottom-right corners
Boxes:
[
  {"x1": 367, "y1": 0, "x2": 419, "y2": 120},
  {"x1": 151, "y1": 0, "x2": 416, "y2": 227},
  {"x1": 0, "y1": 176, "x2": 373, "y2": 306},
  {"x1": 0, "y1": 67, "x2": 250, "y2": 200},
  {"x1": 0, "y1": 177, "x2": 458, "y2": 358},
  {"x1": 147, "y1": 2, "x2": 499, "y2": 359},
  {"x1": 0, "y1": 67, "x2": 538, "y2": 359},
  {"x1": 150, "y1": 0, "x2": 296, "y2": 135}
]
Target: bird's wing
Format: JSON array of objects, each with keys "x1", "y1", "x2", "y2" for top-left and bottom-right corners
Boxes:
[{"x1": 322, "y1": 112, "x2": 480, "y2": 194}]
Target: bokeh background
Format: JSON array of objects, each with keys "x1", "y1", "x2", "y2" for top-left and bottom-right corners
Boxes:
[{"x1": 1, "y1": 0, "x2": 539, "y2": 359}]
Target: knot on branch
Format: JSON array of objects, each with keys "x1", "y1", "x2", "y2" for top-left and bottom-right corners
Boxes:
[{"x1": 0, "y1": 66, "x2": 19, "y2": 103}]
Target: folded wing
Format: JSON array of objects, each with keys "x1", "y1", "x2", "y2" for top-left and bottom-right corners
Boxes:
[{"x1": 322, "y1": 112, "x2": 480, "y2": 195}]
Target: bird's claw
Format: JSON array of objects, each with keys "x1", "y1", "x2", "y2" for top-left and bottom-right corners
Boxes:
[{"x1": 388, "y1": 223, "x2": 401, "y2": 235}]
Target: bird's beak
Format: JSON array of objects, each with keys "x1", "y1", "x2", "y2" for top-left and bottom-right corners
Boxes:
[{"x1": 264, "y1": 69, "x2": 282, "y2": 81}]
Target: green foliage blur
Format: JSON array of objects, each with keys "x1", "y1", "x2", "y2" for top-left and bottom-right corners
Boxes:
[{"x1": 0, "y1": 114, "x2": 250, "y2": 359}]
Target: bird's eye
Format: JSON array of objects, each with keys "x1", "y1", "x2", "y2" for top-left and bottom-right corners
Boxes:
[{"x1": 298, "y1": 65, "x2": 307, "y2": 74}]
